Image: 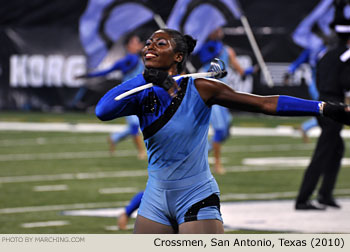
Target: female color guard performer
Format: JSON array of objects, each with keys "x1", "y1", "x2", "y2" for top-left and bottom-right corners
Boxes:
[{"x1": 96, "y1": 28, "x2": 350, "y2": 234}]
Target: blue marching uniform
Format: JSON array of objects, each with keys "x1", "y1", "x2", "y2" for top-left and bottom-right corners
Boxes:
[{"x1": 96, "y1": 75, "x2": 222, "y2": 229}]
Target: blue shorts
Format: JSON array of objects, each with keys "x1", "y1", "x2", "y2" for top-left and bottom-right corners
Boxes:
[{"x1": 137, "y1": 173, "x2": 222, "y2": 228}]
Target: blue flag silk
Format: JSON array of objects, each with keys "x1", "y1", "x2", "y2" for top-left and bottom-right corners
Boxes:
[
  {"x1": 79, "y1": 0, "x2": 154, "y2": 70},
  {"x1": 166, "y1": 0, "x2": 242, "y2": 54},
  {"x1": 292, "y1": 0, "x2": 334, "y2": 53}
]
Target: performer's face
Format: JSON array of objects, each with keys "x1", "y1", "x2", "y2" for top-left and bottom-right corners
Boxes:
[
  {"x1": 127, "y1": 36, "x2": 144, "y2": 54},
  {"x1": 142, "y1": 30, "x2": 182, "y2": 73}
]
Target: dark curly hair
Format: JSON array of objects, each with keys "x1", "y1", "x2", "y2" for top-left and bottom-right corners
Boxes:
[{"x1": 159, "y1": 28, "x2": 197, "y2": 73}]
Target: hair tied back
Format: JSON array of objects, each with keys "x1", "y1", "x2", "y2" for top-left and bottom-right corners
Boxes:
[{"x1": 184, "y1": 35, "x2": 197, "y2": 54}]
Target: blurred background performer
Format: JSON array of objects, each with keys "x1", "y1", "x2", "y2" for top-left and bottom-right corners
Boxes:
[
  {"x1": 77, "y1": 1, "x2": 168, "y2": 159},
  {"x1": 117, "y1": 191, "x2": 144, "y2": 230},
  {"x1": 73, "y1": 0, "x2": 157, "y2": 111},
  {"x1": 196, "y1": 27, "x2": 256, "y2": 174},
  {"x1": 285, "y1": 0, "x2": 336, "y2": 143},
  {"x1": 295, "y1": 0, "x2": 350, "y2": 210},
  {"x1": 76, "y1": 34, "x2": 146, "y2": 159}
]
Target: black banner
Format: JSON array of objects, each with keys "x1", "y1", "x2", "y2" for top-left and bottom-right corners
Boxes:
[
  {"x1": 0, "y1": 27, "x2": 89, "y2": 110},
  {"x1": 0, "y1": 0, "x2": 89, "y2": 110}
]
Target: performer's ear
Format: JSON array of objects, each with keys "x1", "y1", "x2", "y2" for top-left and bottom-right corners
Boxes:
[{"x1": 175, "y1": 52, "x2": 183, "y2": 63}]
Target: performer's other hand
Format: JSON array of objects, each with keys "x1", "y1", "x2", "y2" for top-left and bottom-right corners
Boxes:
[{"x1": 323, "y1": 102, "x2": 350, "y2": 125}]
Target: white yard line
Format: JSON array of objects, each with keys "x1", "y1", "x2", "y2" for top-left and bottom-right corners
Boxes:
[
  {"x1": 63, "y1": 208, "x2": 128, "y2": 218},
  {"x1": 243, "y1": 157, "x2": 350, "y2": 166},
  {"x1": 221, "y1": 191, "x2": 297, "y2": 200},
  {"x1": 230, "y1": 126, "x2": 350, "y2": 138},
  {"x1": 21, "y1": 220, "x2": 70, "y2": 228},
  {"x1": 1, "y1": 141, "x2": 349, "y2": 162},
  {"x1": 1, "y1": 122, "x2": 350, "y2": 138},
  {"x1": 0, "y1": 122, "x2": 124, "y2": 133},
  {"x1": 98, "y1": 187, "x2": 139, "y2": 194},
  {"x1": 0, "y1": 150, "x2": 137, "y2": 162},
  {"x1": 0, "y1": 201, "x2": 128, "y2": 214},
  {"x1": 221, "y1": 189, "x2": 350, "y2": 201},
  {"x1": 0, "y1": 170, "x2": 147, "y2": 183},
  {"x1": 0, "y1": 136, "x2": 107, "y2": 147},
  {"x1": 105, "y1": 224, "x2": 134, "y2": 231},
  {"x1": 208, "y1": 157, "x2": 227, "y2": 164},
  {"x1": 1, "y1": 160, "x2": 349, "y2": 184},
  {"x1": 224, "y1": 165, "x2": 305, "y2": 172},
  {"x1": 33, "y1": 184, "x2": 68, "y2": 192},
  {"x1": 222, "y1": 143, "x2": 316, "y2": 152},
  {"x1": 0, "y1": 144, "x2": 322, "y2": 162}
]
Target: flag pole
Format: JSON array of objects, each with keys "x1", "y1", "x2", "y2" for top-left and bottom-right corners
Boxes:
[
  {"x1": 239, "y1": 15, "x2": 274, "y2": 87},
  {"x1": 235, "y1": 1, "x2": 274, "y2": 87},
  {"x1": 153, "y1": 14, "x2": 167, "y2": 29}
]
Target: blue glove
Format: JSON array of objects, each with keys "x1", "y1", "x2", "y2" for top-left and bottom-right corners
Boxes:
[{"x1": 244, "y1": 66, "x2": 254, "y2": 76}]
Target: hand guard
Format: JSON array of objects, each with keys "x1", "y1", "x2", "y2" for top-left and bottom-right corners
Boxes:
[
  {"x1": 323, "y1": 102, "x2": 350, "y2": 125},
  {"x1": 143, "y1": 68, "x2": 176, "y2": 91},
  {"x1": 208, "y1": 58, "x2": 227, "y2": 79}
]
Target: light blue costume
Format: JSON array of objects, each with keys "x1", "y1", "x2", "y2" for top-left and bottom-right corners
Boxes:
[{"x1": 96, "y1": 75, "x2": 222, "y2": 229}]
